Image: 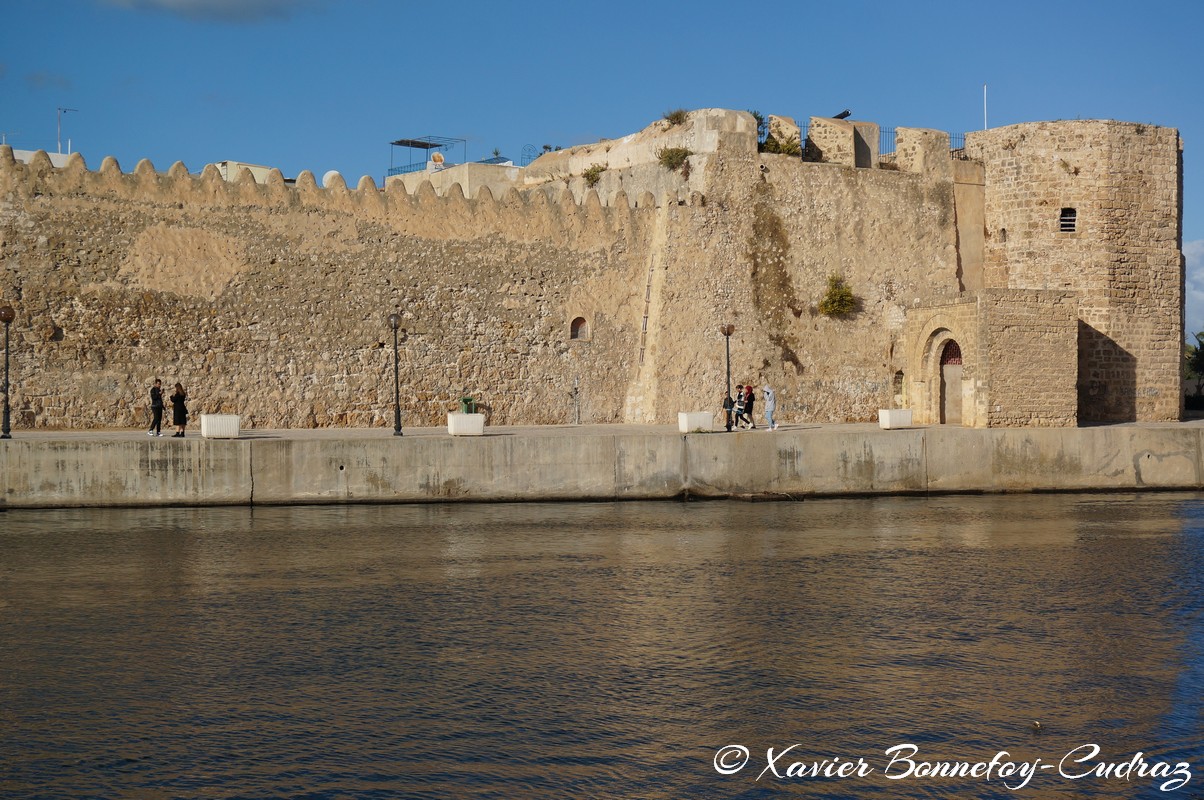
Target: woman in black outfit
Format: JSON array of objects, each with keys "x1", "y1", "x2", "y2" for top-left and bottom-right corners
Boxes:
[{"x1": 170, "y1": 383, "x2": 188, "y2": 437}]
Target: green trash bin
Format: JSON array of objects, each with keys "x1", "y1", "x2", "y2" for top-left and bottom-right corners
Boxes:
[{"x1": 460, "y1": 397, "x2": 476, "y2": 414}]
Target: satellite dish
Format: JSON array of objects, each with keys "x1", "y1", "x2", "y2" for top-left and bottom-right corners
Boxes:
[
  {"x1": 322, "y1": 170, "x2": 342, "y2": 188},
  {"x1": 431, "y1": 151, "x2": 445, "y2": 165}
]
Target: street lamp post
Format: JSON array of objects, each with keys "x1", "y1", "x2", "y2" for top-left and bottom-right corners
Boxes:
[
  {"x1": 719, "y1": 324, "x2": 735, "y2": 397},
  {"x1": 388, "y1": 313, "x2": 403, "y2": 436},
  {"x1": 0, "y1": 305, "x2": 14, "y2": 439}
]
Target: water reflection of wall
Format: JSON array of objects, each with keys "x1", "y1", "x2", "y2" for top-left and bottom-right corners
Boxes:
[
  {"x1": 1, "y1": 497, "x2": 1198, "y2": 797},
  {"x1": 694, "y1": 496, "x2": 1192, "y2": 773}
]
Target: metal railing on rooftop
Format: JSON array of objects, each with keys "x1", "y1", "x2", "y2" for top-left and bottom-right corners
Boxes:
[
  {"x1": 387, "y1": 156, "x2": 511, "y2": 178},
  {"x1": 387, "y1": 162, "x2": 429, "y2": 177},
  {"x1": 949, "y1": 133, "x2": 970, "y2": 160},
  {"x1": 880, "y1": 127, "x2": 896, "y2": 157}
]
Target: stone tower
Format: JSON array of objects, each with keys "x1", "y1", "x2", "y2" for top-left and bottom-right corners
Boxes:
[{"x1": 966, "y1": 121, "x2": 1184, "y2": 423}]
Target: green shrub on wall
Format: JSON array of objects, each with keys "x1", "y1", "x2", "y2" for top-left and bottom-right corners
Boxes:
[
  {"x1": 749, "y1": 110, "x2": 802, "y2": 155},
  {"x1": 763, "y1": 135, "x2": 802, "y2": 156},
  {"x1": 818, "y1": 274, "x2": 858, "y2": 317},
  {"x1": 583, "y1": 164, "x2": 605, "y2": 188},
  {"x1": 663, "y1": 108, "x2": 689, "y2": 126},
  {"x1": 656, "y1": 146, "x2": 692, "y2": 172}
]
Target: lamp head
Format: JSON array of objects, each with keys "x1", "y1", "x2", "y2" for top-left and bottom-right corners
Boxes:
[
  {"x1": 388, "y1": 312, "x2": 401, "y2": 331},
  {"x1": 0, "y1": 305, "x2": 14, "y2": 325}
]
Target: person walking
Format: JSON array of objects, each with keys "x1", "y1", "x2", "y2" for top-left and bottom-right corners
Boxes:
[
  {"x1": 733, "y1": 385, "x2": 746, "y2": 429},
  {"x1": 170, "y1": 382, "x2": 189, "y2": 438},
  {"x1": 147, "y1": 378, "x2": 164, "y2": 436},
  {"x1": 722, "y1": 392, "x2": 735, "y2": 431},
  {"x1": 762, "y1": 385, "x2": 778, "y2": 430},
  {"x1": 743, "y1": 384, "x2": 757, "y2": 429}
]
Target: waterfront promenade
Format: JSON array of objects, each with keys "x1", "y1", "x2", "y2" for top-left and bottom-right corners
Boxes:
[{"x1": 4, "y1": 419, "x2": 1204, "y2": 508}]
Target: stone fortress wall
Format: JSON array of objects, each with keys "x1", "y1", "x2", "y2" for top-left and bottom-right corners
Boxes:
[{"x1": 0, "y1": 109, "x2": 1184, "y2": 430}]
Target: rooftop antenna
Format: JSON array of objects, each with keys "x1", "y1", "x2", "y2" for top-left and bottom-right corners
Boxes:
[
  {"x1": 57, "y1": 107, "x2": 77, "y2": 154},
  {"x1": 0, "y1": 131, "x2": 19, "y2": 146},
  {"x1": 983, "y1": 84, "x2": 988, "y2": 131}
]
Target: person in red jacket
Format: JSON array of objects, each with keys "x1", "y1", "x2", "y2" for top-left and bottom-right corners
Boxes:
[{"x1": 742, "y1": 384, "x2": 756, "y2": 429}]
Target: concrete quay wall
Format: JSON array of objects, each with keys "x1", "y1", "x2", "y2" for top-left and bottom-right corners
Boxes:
[{"x1": 3, "y1": 425, "x2": 1203, "y2": 509}]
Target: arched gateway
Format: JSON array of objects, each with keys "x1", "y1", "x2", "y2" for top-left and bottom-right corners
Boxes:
[
  {"x1": 939, "y1": 340, "x2": 963, "y2": 425},
  {"x1": 899, "y1": 323, "x2": 969, "y2": 427}
]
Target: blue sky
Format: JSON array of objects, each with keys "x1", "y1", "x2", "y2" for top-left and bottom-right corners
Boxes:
[{"x1": 4, "y1": 0, "x2": 1204, "y2": 335}]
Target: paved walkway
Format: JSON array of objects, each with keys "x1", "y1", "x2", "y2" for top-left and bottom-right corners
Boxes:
[
  {"x1": 4, "y1": 418, "x2": 1203, "y2": 441},
  {"x1": 4, "y1": 421, "x2": 869, "y2": 441}
]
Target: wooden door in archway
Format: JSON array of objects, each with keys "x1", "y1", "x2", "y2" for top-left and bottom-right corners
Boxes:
[{"x1": 939, "y1": 340, "x2": 963, "y2": 425}]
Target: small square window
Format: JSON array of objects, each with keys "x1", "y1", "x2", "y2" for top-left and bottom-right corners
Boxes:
[{"x1": 1059, "y1": 208, "x2": 1077, "y2": 233}]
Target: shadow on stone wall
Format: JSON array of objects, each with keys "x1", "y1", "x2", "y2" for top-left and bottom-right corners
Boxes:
[
  {"x1": 1077, "y1": 321, "x2": 1136, "y2": 424},
  {"x1": 747, "y1": 182, "x2": 807, "y2": 378}
]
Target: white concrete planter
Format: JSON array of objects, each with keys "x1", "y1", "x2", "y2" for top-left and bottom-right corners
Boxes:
[
  {"x1": 678, "y1": 411, "x2": 714, "y2": 433},
  {"x1": 200, "y1": 414, "x2": 241, "y2": 439},
  {"x1": 878, "y1": 408, "x2": 913, "y2": 429},
  {"x1": 447, "y1": 412, "x2": 486, "y2": 436}
]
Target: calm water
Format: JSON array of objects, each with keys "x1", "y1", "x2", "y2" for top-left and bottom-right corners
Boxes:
[{"x1": 1, "y1": 494, "x2": 1202, "y2": 799}]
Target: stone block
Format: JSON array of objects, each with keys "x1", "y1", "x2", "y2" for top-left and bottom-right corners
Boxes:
[
  {"x1": 768, "y1": 115, "x2": 801, "y2": 150},
  {"x1": 678, "y1": 411, "x2": 713, "y2": 433},
  {"x1": 448, "y1": 412, "x2": 485, "y2": 436},
  {"x1": 878, "y1": 409, "x2": 913, "y2": 429},
  {"x1": 201, "y1": 414, "x2": 241, "y2": 439}
]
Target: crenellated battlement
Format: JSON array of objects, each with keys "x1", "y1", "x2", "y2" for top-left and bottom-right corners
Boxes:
[
  {"x1": 0, "y1": 143, "x2": 678, "y2": 214},
  {"x1": 0, "y1": 144, "x2": 678, "y2": 254}
]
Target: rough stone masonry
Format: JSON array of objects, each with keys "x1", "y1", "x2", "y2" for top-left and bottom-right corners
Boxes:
[{"x1": 0, "y1": 109, "x2": 1183, "y2": 429}]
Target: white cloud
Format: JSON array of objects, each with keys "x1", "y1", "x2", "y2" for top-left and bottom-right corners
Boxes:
[
  {"x1": 103, "y1": 0, "x2": 324, "y2": 22},
  {"x1": 1185, "y1": 239, "x2": 1204, "y2": 340}
]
